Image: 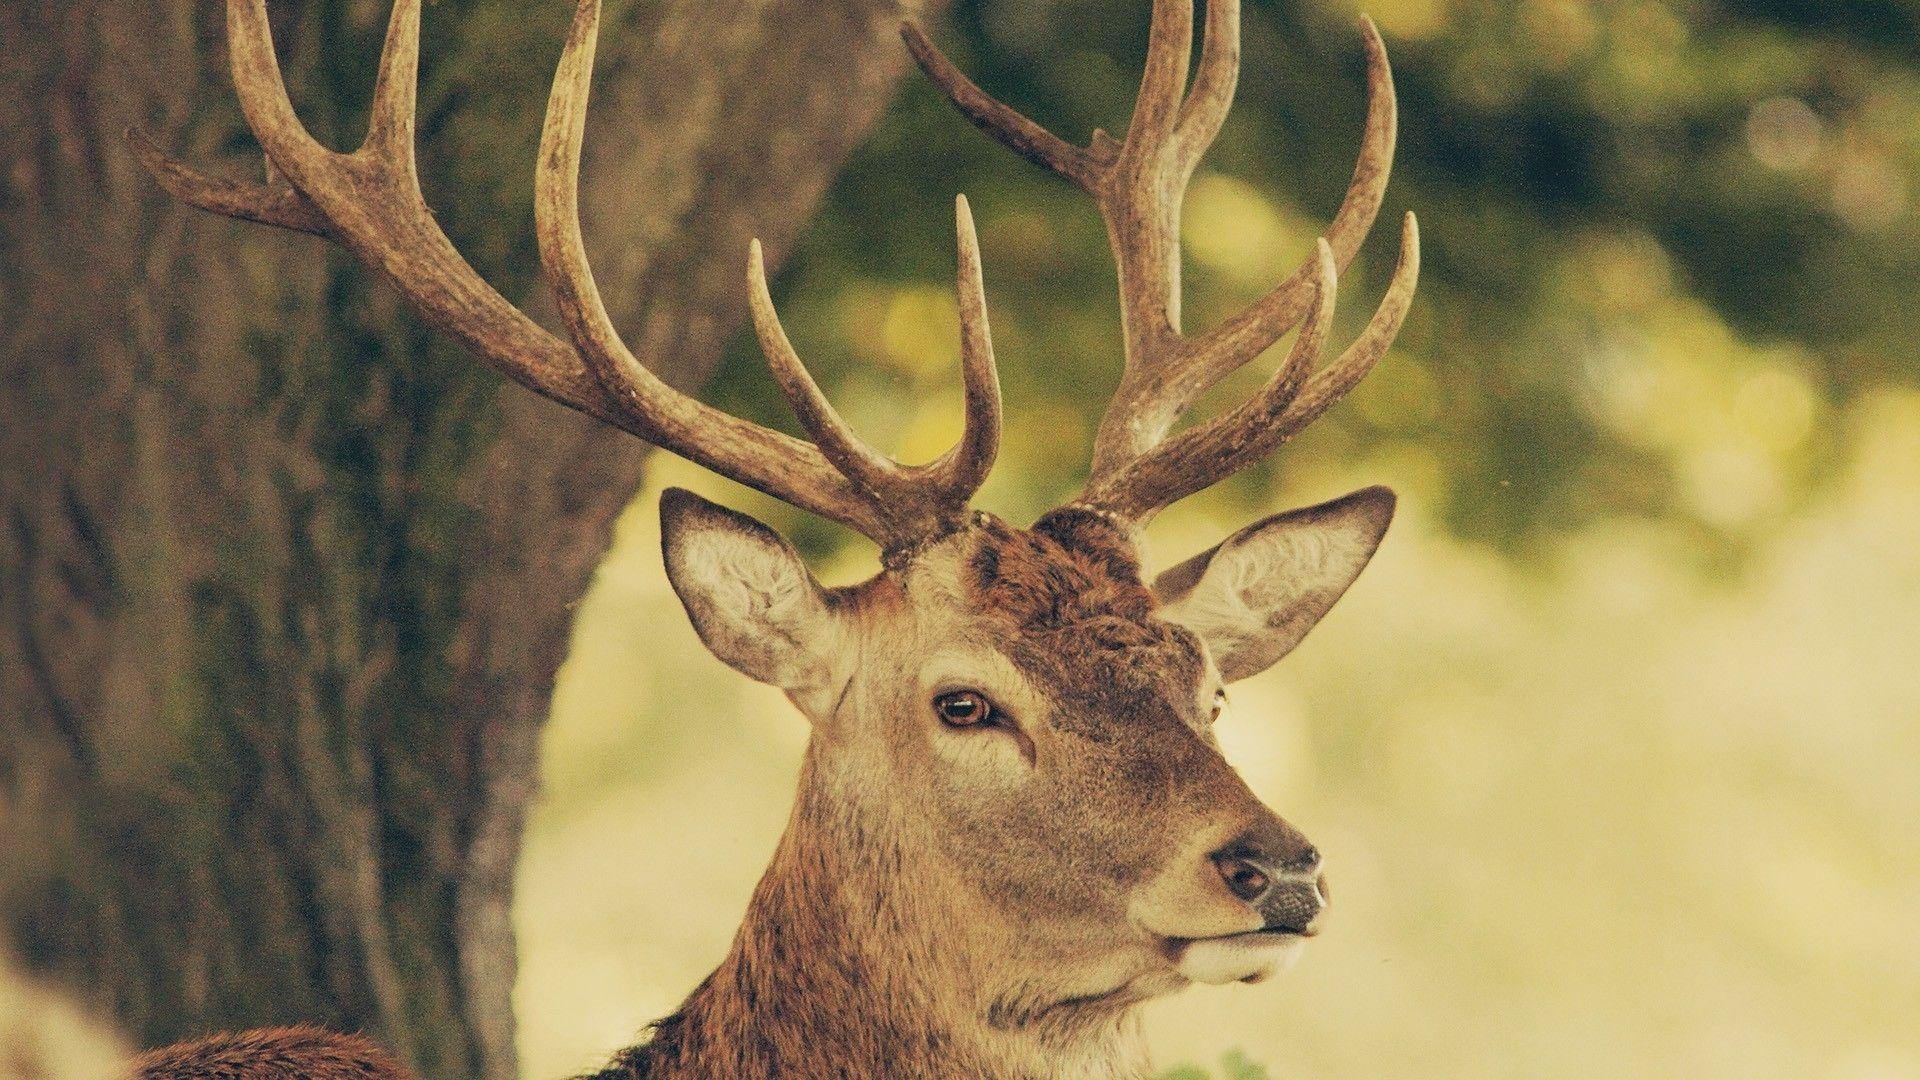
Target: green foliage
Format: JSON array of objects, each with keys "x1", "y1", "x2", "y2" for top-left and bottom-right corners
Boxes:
[{"x1": 1160, "y1": 1048, "x2": 1274, "y2": 1079}]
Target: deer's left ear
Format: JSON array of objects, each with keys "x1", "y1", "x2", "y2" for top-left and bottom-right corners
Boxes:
[
  {"x1": 1154, "y1": 487, "x2": 1396, "y2": 683},
  {"x1": 660, "y1": 488, "x2": 843, "y2": 693}
]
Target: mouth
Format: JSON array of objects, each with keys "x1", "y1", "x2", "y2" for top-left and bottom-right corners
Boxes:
[{"x1": 1169, "y1": 928, "x2": 1311, "y2": 985}]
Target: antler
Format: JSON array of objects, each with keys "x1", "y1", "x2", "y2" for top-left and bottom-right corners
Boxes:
[
  {"x1": 905, "y1": 0, "x2": 1419, "y2": 527},
  {"x1": 129, "y1": 0, "x2": 999, "y2": 554}
]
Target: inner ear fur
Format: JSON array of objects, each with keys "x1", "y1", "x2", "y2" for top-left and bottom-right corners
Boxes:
[
  {"x1": 659, "y1": 487, "x2": 841, "y2": 692},
  {"x1": 1153, "y1": 486, "x2": 1396, "y2": 682}
]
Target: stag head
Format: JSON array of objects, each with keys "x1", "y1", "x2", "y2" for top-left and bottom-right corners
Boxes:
[
  {"x1": 655, "y1": 0, "x2": 1416, "y2": 1004},
  {"x1": 664, "y1": 485, "x2": 1393, "y2": 1005},
  {"x1": 135, "y1": 0, "x2": 1417, "y2": 1045}
]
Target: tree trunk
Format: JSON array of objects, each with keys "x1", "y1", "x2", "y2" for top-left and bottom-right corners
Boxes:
[{"x1": 0, "y1": 2, "x2": 937, "y2": 1077}]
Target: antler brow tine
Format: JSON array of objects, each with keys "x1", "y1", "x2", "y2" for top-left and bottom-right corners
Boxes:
[{"x1": 745, "y1": 239, "x2": 904, "y2": 494}]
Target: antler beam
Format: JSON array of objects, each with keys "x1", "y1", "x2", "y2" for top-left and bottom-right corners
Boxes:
[
  {"x1": 130, "y1": 0, "x2": 1001, "y2": 553},
  {"x1": 905, "y1": 0, "x2": 1420, "y2": 527}
]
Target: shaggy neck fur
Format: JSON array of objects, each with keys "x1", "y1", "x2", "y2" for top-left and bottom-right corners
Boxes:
[{"x1": 584, "y1": 745, "x2": 1152, "y2": 1079}]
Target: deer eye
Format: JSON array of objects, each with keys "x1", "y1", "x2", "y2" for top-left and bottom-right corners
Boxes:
[
  {"x1": 933, "y1": 690, "x2": 995, "y2": 728},
  {"x1": 1210, "y1": 689, "x2": 1228, "y2": 722}
]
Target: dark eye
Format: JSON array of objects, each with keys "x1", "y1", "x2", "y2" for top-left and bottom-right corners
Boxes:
[
  {"x1": 934, "y1": 690, "x2": 995, "y2": 728},
  {"x1": 1210, "y1": 690, "x2": 1228, "y2": 722}
]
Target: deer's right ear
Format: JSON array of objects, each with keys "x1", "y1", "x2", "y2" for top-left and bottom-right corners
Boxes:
[{"x1": 660, "y1": 488, "x2": 842, "y2": 693}]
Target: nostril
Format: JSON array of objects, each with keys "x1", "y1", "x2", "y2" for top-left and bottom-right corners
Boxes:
[{"x1": 1212, "y1": 853, "x2": 1270, "y2": 903}]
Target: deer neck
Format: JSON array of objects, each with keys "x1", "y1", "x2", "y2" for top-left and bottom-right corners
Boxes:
[{"x1": 616, "y1": 752, "x2": 1153, "y2": 1080}]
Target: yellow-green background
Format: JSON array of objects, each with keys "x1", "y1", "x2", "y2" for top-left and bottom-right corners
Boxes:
[
  {"x1": 514, "y1": 0, "x2": 1920, "y2": 1073},
  {"x1": 518, "y1": 422, "x2": 1920, "y2": 1077},
  {"x1": 11, "y1": 0, "x2": 1915, "y2": 1075}
]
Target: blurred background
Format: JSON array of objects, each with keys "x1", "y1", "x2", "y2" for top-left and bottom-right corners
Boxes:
[
  {"x1": 3, "y1": 0, "x2": 1916, "y2": 1077},
  {"x1": 516, "y1": 0, "x2": 1920, "y2": 1076}
]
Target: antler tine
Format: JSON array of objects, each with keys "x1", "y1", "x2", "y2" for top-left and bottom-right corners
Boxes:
[
  {"x1": 1123, "y1": 0, "x2": 1196, "y2": 159},
  {"x1": 910, "y1": 2, "x2": 1416, "y2": 529},
  {"x1": 1173, "y1": 0, "x2": 1241, "y2": 170},
  {"x1": 745, "y1": 240, "x2": 904, "y2": 496},
  {"x1": 1100, "y1": 0, "x2": 1200, "y2": 374},
  {"x1": 538, "y1": 0, "x2": 904, "y2": 541},
  {"x1": 900, "y1": 21, "x2": 1104, "y2": 190},
  {"x1": 362, "y1": 0, "x2": 421, "y2": 162},
  {"x1": 1178, "y1": 16, "x2": 1397, "y2": 391},
  {"x1": 1272, "y1": 211, "x2": 1419, "y2": 438},
  {"x1": 131, "y1": 0, "x2": 622, "y2": 426},
  {"x1": 903, "y1": 0, "x2": 1241, "y2": 449},
  {"x1": 905, "y1": 0, "x2": 1251, "y2": 418},
  {"x1": 125, "y1": 128, "x2": 332, "y2": 237},
  {"x1": 924, "y1": 194, "x2": 1004, "y2": 501},
  {"x1": 1085, "y1": 12, "x2": 1399, "y2": 475},
  {"x1": 223, "y1": 0, "x2": 334, "y2": 176},
  {"x1": 743, "y1": 195, "x2": 1002, "y2": 519},
  {"x1": 1085, "y1": 216, "x2": 1418, "y2": 525},
  {"x1": 1080, "y1": 241, "x2": 1336, "y2": 521},
  {"x1": 140, "y1": 0, "x2": 1014, "y2": 553}
]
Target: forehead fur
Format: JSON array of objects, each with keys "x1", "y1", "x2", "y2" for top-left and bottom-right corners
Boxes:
[
  {"x1": 965, "y1": 508, "x2": 1154, "y2": 631},
  {"x1": 951, "y1": 510, "x2": 1208, "y2": 733}
]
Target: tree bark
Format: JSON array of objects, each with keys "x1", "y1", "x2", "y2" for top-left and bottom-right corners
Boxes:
[{"x1": 0, "y1": 2, "x2": 937, "y2": 1077}]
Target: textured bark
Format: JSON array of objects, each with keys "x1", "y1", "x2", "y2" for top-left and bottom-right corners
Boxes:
[{"x1": 0, "y1": 1, "x2": 937, "y2": 1077}]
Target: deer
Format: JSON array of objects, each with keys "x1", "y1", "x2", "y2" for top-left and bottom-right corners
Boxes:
[{"x1": 127, "y1": 0, "x2": 1417, "y2": 1076}]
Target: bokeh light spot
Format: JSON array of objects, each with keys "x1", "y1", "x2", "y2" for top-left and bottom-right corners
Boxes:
[
  {"x1": 879, "y1": 286, "x2": 962, "y2": 377},
  {"x1": 1183, "y1": 173, "x2": 1296, "y2": 286},
  {"x1": 1361, "y1": 0, "x2": 1455, "y2": 41},
  {"x1": 1747, "y1": 97, "x2": 1824, "y2": 172}
]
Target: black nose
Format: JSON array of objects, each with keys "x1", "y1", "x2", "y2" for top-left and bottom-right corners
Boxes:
[{"x1": 1210, "y1": 825, "x2": 1326, "y2": 934}]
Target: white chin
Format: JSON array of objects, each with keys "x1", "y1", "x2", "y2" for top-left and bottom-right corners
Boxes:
[{"x1": 1175, "y1": 932, "x2": 1309, "y2": 985}]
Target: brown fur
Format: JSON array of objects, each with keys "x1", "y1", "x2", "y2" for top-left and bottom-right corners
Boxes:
[
  {"x1": 578, "y1": 759, "x2": 956, "y2": 1079},
  {"x1": 974, "y1": 509, "x2": 1157, "y2": 631},
  {"x1": 970, "y1": 511, "x2": 1211, "y2": 737},
  {"x1": 131, "y1": 1026, "x2": 411, "y2": 1079},
  {"x1": 137, "y1": 512, "x2": 1321, "y2": 1080},
  {"x1": 579, "y1": 515, "x2": 1268, "y2": 1079}
]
